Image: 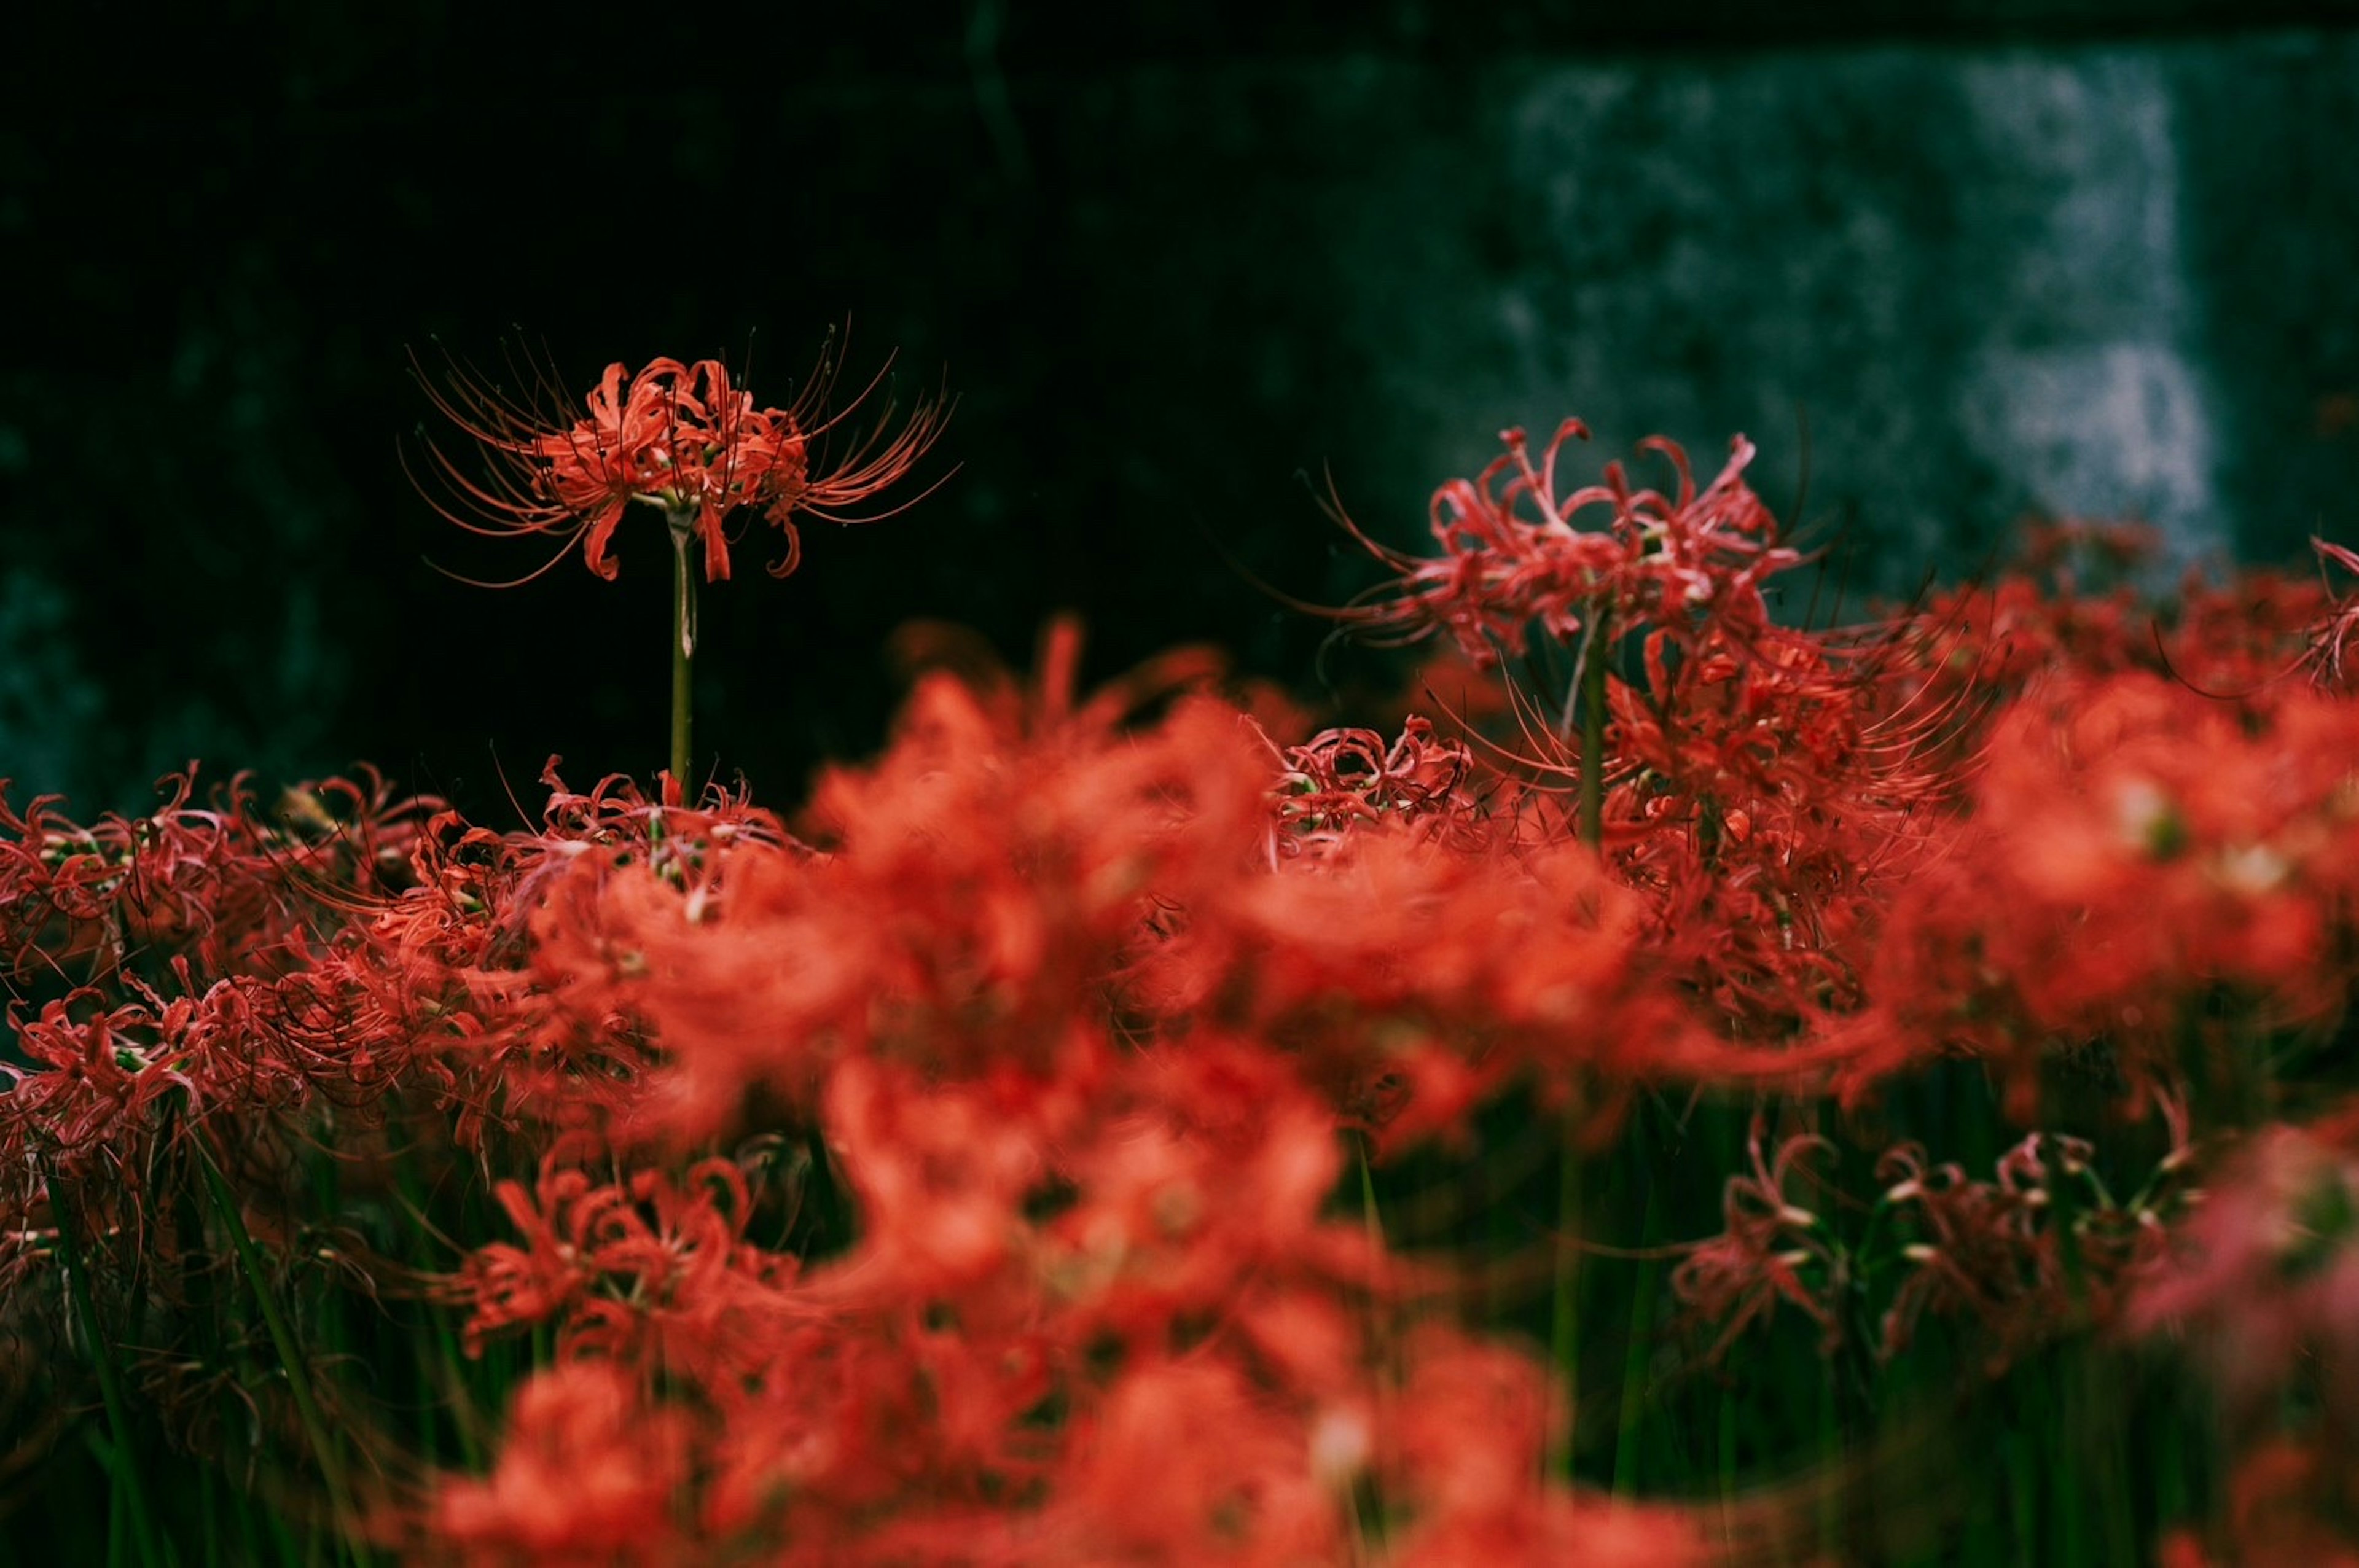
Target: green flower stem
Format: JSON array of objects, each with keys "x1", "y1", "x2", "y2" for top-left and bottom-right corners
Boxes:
[
  {"x1": 1549, "y1": 603, "x2": 1610, "y2": 1478},
  {"x1": 1577, "y1": 607, "x2": 1608, "y2": 853},
  {"x1": 393, "y1": 1156, "x2": 482, "y2": 1471},
  {"x1": 198, "y1": 1461, "x2": 219, "y2": 1568},
  {"x1": 105, "y1": 1443, "x2": 127, "y2": 1568},
  {"x1": 195, "y1": 1142, "x2": 368, "y2": 1567},
  {"x1": 1817, "y1": 1352, "x2": 1842, "y2": 1558},
  {"x1": 1611, "y1": 1177, "x2": 1662, "y2": 1500},
  {"x1": 1548, "y1": 1106, "x2": 1582, "y2": 1479},
  {"x1": 45, "y1": 1161, "x2": 165, "y2": 1568},
  {"x1": 668, "y1": 515, "x2": 697, "y2": 789}
]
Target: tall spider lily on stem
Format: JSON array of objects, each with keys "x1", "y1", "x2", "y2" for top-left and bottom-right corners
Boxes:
[{"x1": 409, "y1": 332, "x2": 953, "y2": 785}]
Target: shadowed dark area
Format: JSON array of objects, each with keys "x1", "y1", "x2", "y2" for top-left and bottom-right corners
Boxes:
[{"x1": 6, "y1": 4, "x2": 2356, "y2": 815}]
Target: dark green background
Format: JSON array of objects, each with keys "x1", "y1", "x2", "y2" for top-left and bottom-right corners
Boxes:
[{"x1": 7, "y1": 4, "x2": 2357, "y2": 816}]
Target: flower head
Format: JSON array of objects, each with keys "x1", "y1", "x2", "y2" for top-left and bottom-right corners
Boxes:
[
  {"x1": 1322, "y1": 419, "x2": 1801, "y2": 666},
  {"x1": 2303, "y1": 534, "x2": 2359, "y2": 691},
  {"x1": 410, "y1": 333, "x2": 952, "y2": 585}
]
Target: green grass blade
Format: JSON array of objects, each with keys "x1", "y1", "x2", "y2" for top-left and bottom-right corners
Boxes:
[
  {"x1": 46, "y1": 1161, "x2": 167, "y2": 1568},
  {"x1": 195, "y1": 1140, "x2": 371, "y2": 1568}
]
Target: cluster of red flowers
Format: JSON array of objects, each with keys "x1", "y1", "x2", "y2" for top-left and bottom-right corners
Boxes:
[
  {"x1": 1829, "y1": 671, "x2": 2359, "y2": 1123},
  {"x1": 0, "y1": 770, "x2": 434, "y2": 1245},
  {"x1": 2135, "y1": 1107, "x2": 2359, "y2": 1566},
  {"x1": 353, "y1": 623, "x2": 1714, "y2": 1562},
  {"x1": 1672, "y1": 1104, "x2": 2196, "y2": 1378},
  {"x1": 14, "y1": 397, "x2": 2359, "y2": 1563}
]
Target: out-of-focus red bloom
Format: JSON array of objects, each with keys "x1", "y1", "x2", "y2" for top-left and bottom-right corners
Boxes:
[
  {"x1": 2158, "y1": 1437, "x2": 2359, "y2": 1568},
  {"x1": 1380, "y1": 1330, "x2": 1705, "y2": 1567},
  {"x1": 1034, "y1": 1039, "x2": 1376, "y2": 1335},
  {"x1": 412, "y1": 338, "x2": 951, "y2": 585},
  {"x1": 431, "y1": 1360, "x2": 695, "y2": 1567},
  {"x1": 2127, "y1": 1114, "x2": 2359, "y2": 1424},
  {"x1": 820, "y1": 1056, "x2": 1054, "y2": 1298},
  {"x1": 1142, "y1": 816, "x2": 1713, "y2": 1151},
  {"x1": 506, "y1": 626, "x2": 1261, "y2": 1144},
  {"x1": 2013, "y1": 516, "x2": 2164, "y2": 588},
  {"x1": 1829, "y1": 672, "x2": 2359, "y2": 1110},
  {"x1": 2135, "y1": 1109, "x2": 2359, "y2": 1565},
  {"x1": 1040, "y1": 1357, "x2": 1340, "y2": 1564}
]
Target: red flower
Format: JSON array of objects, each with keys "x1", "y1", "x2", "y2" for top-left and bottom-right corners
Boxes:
[
  {"x1": 1874, "y1": 1125, "x2": 2179, "y2": 1369},
  {"x1": 1323, "y1": 419, "x2": 1801, "y2": 666},
  {"x1": 1270, "y1": 717, "x2": 1485, "y2": 858},
  {"x1": 1382, "y1": 1330, "x2": 1705, "y2": 1566},
  {"x1": 452, "y1": 1150, "x2": 792, "y2": 1374},
  {"x1": 1670, "y1": 1116, "x2": 1845, "y2": 1359},
  {"x1": 431, "y1": 1360, "x2": 694, "y2": 1566},
  {"x1": 2304, "y1": 534, "x2": 2359, "y2": 691},
  {"x1": 1831, "y1": 672, "x2": 2359, "y2": 1112},
  {"x1": 411, "y1": 335, "x2": 952, "y2": 585},
  {"x1": 2126, "y1": 1117, "x2": 2359, "y2": 1422}
]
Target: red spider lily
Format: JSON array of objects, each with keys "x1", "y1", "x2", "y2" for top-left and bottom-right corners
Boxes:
[
  {"x1": 1036, "y1": 1357, "x2": 1344, "y2": 1563},
  {"x1": 429, "y1": 1359, "x2": 695, "y2": 1566},
  {"x1": 1138, "y1": 819, "x2": 1718, "y2": 1152},
  {"x1": 2304, "y1": 534, "x2": 2359, "y2": 691},
  {"x1": 1874, "y1": 1123, "x2": 2183, "y2": 1369},
  {"x1": 0, "y1": 956, "x2": 415, "y2": 1183},
  {"x1": 422, "y1": 1027, "x2": 1675, "y2": 1563},
  {"x1": 1329, "y1": 490, "x2": 1958, "y2": 1048},
  {"x1": 453, "y1": 1150, "x2": 797, "y2": 1375},
  {"x1": 487, "y1": 618, "x2": 1796, "y2": 1160},
  {"x1": 2170, "y1": 565, "x2": 2341, "y2": 693},
  {"x1": 1670, "y1": 1116, "x2": 1847, "y2": 1359},
  {"x1": 504, "y1": 633, "x2": 1265, "y2": 1143},
  {"x1": 1900, "y1": 527, "x2": 2336, "y2": 719},
  {"x1": 1322, "y1": 419, "x2": 1802, "y2": 666},
  {"x1": 1831, "y1": 672, "x2": 2359, "y2": 1112},
  {"x1": 817, "y1": 1056, "x2": 1058, "y2": 1299},
  {"x1": 2159, "y1": 1436, "x2": 2359, "y2": 1568},
  {"x1": 0, "y1": 952, "x2": 437, "y2": 1328},
  {"x1": 1033, "y1": 1040, "x2": 1378, "y2": 1333},
  {"x1": 0, "y1": 766, "x2": 432, "y2": 988},
  {"x1": 1379, "y1": 1332, "x2": 1705, "y2": 1566},
  {"x1": 1587, "y1": 618, "x2": 1958, "y2": 1041},
  {"x1": 341, "y1": 762, "x2": 815, "y2": 1144},
  {"x1": 410, "y1": 335, "x2": 952, "y2": 586},
  {"x1": 2126, "y1": 1115, "x2": 2359, "y2": 1424},
  {"x1": 2126, "y1": 1107, "x2": 2359, "y2": 1565},
  {"x1": 1269, "y1": 717, "x2": 1487, "y2": 859}
]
